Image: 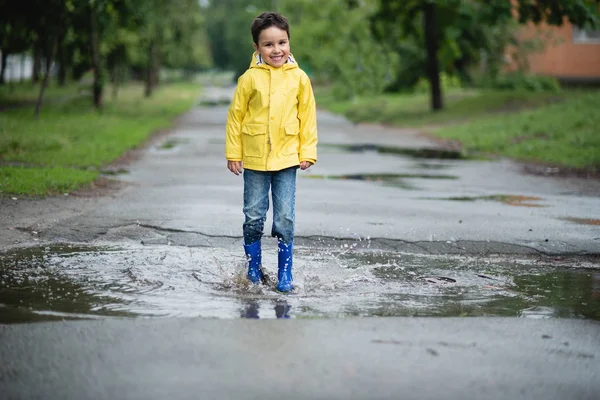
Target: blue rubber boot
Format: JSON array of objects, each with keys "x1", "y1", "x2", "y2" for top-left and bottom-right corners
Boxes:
[
  {"x1": 277, "y1": 241, "x2": 294, "y2": 292},
  {"x1": 243, "y1": 241, "x2": 264, "y2": 284}
]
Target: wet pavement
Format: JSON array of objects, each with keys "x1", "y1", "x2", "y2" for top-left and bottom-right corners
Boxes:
[{"x1": 1, "y1": 86, "x2": 600, "y2": 399}]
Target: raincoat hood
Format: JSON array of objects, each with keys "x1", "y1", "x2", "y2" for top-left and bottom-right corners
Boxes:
[{"x1": 249, "y1": 51, "x2": 299, "y2": 71}]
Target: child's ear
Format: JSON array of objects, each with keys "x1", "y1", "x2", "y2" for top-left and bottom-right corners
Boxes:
[{"x1": 253, "y1": 43, "x2": 258, "y2": 51}]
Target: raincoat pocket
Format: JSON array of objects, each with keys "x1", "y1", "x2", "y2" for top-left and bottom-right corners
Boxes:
[
  {"x1": 282, "y1": 123, "x2": 300, "y2": 156},
  {"x1": 241, "y1": 124, "x2": 267, "y2": 158}
]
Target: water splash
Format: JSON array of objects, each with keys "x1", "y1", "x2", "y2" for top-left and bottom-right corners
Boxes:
[{"x1": 1, "y1": 243, "x2": 599, "y2": 322}]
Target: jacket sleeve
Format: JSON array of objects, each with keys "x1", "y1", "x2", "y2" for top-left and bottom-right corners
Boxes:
[
  {"x1": 297, "y1": 72, "x2": 318, "y2": 164},
  {"x1": 225, "y1": 74, "x2": 249, "y2": 161}
]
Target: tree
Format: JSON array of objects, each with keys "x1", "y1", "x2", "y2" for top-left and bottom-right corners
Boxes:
[
  {"x1": 289, "y1": 0, "x2": 397, "y2": 99},
  {"x1": 0, "y1": 2, "x2": 33, "y2": 86},
  {"x1": 130, "y1": 0, "x2": 211, "y2": 97},
  {"x1": 203, "y1": 0, "x2": 395, "y2": 99},
  {"x1": 204, "y1": 0, "x2": 272, "y2": 79},
  {"x1": 27, "y1": 0, "x2": 70, "y2": 118},
  {"x1": 374, "y1": 0, "x2": 600, "y2": 111}
]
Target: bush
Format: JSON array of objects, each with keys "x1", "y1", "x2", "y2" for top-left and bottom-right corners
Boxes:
[
  {"x1": 414, "y1": 72, "x2": 462, "y2": 93},
  {"x1": 482, "y1": 72, "x2": 561, "y2": 92}
]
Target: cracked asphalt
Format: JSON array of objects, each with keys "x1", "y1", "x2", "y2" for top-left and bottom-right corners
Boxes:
[{"x1": 1, "y1": 86, "x2": 600, "y2": 399}]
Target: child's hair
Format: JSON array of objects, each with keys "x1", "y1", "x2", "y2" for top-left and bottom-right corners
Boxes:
[{"x1": 251, "y1": 12, "x2": 290, "y2": 45}]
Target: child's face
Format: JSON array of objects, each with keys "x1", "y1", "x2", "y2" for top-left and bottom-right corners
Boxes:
[{"x1": 253, "y1": 26, "x2": 290, "y2": 68}]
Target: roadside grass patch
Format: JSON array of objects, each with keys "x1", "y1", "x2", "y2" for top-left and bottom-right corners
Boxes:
[
  {"x1": 0, "y1": 166, "x2": 98, "y2": 196},
  {"x1": 0, "y1": 82, "x2": 201, "y2": 196},
  {"x1": 0, "y1": 82, "x2": 79, "y2": 109},
  {"x1": 431, "y1": 91, "x2": 600, "y2": 169}
]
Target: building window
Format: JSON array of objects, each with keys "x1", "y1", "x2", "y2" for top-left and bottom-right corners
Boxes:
[{"x1": 573, "y1": 27, "x2": 600, "y2": 43}]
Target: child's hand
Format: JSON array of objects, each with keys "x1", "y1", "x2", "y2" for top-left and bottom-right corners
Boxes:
[
  {"x1": 300, "y1": 161, "x2": 313, "y2": 170},
  {"x1": 227, "y1": 160, "x2": 243, "y2": 175}
]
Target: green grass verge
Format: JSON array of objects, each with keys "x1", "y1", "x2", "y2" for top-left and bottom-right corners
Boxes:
[
  {"x1": 316, "y1": 87, "x2": 599, "y2": 170},
  {"x1": 0, "y1": 81, "x2": 201, "y2": 196},
  {"x1": 315, "y1": 87, "x2": 568, "y2": 128},
  {"x1": 0, "y1": 166, "x2": 98, "y2": 196},
  {"x1": 431, "y1": 91, "x2": 600, "y2": 169}
]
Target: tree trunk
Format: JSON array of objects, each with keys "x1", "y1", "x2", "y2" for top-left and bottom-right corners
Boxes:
[
  {"x1": 423, "y1": 2, "x2": 442, "y2": 111},
  {"x1": 89, "y1": 4, "x2": 103, "y2": 108},
  {"x1": 145, "y1": 41, "x2": 158, "y2": 98},
  {"x1": 0, "y1": 52, "x2": 7, "y2": 85},
  {"x1": 111, "y1": 63, "x2": 120, "y2": 101},
  {"x1": 32, "y1": 45, "x2": 42, "y2": 84},
  {"x1": 34, "y1": 40, "x2": 56, "y2": 119},
  {"x1": 57, "y1": 35, "x2": 67, "y2": 87},
  {"x1": 20, "y1": 54, "x2": 25, "y2": 83}
]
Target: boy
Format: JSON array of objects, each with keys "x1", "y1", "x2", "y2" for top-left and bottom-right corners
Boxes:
[{"x1": 225, "y1": 11, "x2": 318, "y2": 293}]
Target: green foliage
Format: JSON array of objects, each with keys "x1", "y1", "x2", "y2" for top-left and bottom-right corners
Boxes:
[
  {"x1": 372, "y1": 0, "x2": 600, "y2": 100},
  {"x1": 414, "y1": 72, "x2": 462, "y2": 94},
  {"x1": 316, "y1": 87, "x2": 571, "y2": 128},
  {"x1": 290, "y1": 0, "x2": 398, "y2": 99},
  {"x1": 204, "y1": 0, "x2": 272, "y2": 78},
  {"x1": 514, "y1": 0, "x2": 600, "y2": 27},
  {"x1": 203, "y1": 0, "x2": 397, "y2": 98},
  {"x1": 480, "y1": 72, "x2": 561, "y2": 93},
  {"x1": 372, "y1": 0, "x2": 513, "y2": 90}
]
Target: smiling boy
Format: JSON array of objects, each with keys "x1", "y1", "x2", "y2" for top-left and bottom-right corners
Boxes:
[{"x1": 225, "y1": 12, "x2": 318, "y2": 292}]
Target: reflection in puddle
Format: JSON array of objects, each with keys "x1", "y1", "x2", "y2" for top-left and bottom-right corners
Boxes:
[
  {"x1": 1, "y1": 244, "x2": 598, "y2": 322},
  {"x1": 240, "y1": 299, "x2": 291, "y2": 319},
  {"x1": 320, "y1": 144, "x2": 476, "y2": 160},
  {"x1": 424, "y1": 194, "x2": 546, "y2": 207}
]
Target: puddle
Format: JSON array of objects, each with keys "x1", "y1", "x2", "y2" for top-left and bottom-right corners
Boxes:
[
  {"x1": 423, "y1": 195, "x2": 546, "y2": 207},
  {"x1": 155, "y1": 138, "x2": 190, "y2": 151},
  {"x1": 99, "y1": 168, "x2": 129, "y2": 176},
  {"x1": 1, "y1": 244, "x2": 599, "y2": 323},
  {"x1": 197, "y1": 98, "x2": 231, "y2": 107},
  {"x1": 321, "y1": 144, "x2": 477, "y2": 160},
  {"x1": 414, "y1": 162, "x2": 450, "y2": 170},
  {"x1": 305, "y1": 173, "x2": 457, "y2": 190},
  {"x1": 561, "y1": 218, "x2": 600, "y2": 226}
]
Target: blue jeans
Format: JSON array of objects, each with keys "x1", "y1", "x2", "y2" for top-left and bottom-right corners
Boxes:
[{"x1": 243, "y1": 166, "x2": 297, "y2": 245}]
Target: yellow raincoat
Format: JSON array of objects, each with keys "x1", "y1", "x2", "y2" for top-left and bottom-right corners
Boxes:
[{"x1": 225, "y1": 52, "x2": 318, "y2": 171}]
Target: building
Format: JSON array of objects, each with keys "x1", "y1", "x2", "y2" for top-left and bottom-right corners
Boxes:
[{"x1": 516, "y1": 20, "x2": 600, "y2": 83}]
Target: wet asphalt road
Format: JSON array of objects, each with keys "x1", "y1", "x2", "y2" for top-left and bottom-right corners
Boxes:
[
  {"x1": 1, "y1": 86, "x2": 600, "y2": 399},
  {"x1": 1, "y1": 318, "x2": 599, "y2": 400},
  {"x1": 10, "y1": 86, "x2": 598, "y2": 254}
]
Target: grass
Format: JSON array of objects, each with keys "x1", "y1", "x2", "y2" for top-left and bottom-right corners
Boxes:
[
  {"x1": 315, "y1": 87, "x2": 569, "y2": 128},
  {"x1": 432, "y1": 91, "x2": 600, "y2": 170},
  {"x1": 315, "y1": 87, "x2": 599, "y2": 170},
  {"x1": 0, "y1": 81, "x2": 78, "y2": 107},
  {"x1": 0, "y1": 81, "x2": 202, "y2": 196},
  {"x1": 0, "y1": 166, "x2": 98, "y2": 196}
]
